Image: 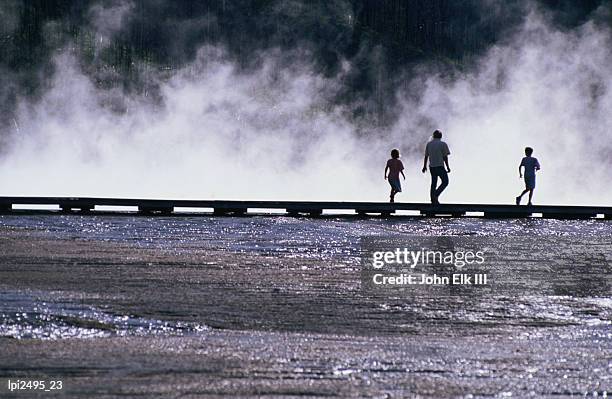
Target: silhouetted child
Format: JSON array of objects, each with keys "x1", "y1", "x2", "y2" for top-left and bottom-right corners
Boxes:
[
  {"x1": 516, "y1": 147, "x2": 541, "y2": 206},
  {"x1": 385, "y1": 149, "x2": 406, "y2": 203}
]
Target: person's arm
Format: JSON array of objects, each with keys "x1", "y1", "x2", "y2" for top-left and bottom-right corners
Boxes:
[
  {"x1": 444, "y1": 144, "x2": 451, "y2": 172},
  {"x1": 384, "y1": 165, "x2": 389, "y2": 179},
  {"x1": 422, "y1": 155, "x2": 428, "y2": 173},
  {"x1": 401, "y1": 170, "x2": 406, "y2": 180},
  {"x1": 535, "y1": 159, "x2": 541, "y2": 171},
  {"x1": 518, "y1": 164, "x2": 523, "y2": 178}
]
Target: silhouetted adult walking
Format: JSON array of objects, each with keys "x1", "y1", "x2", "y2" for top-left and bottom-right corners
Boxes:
[{"x1": 422, "y1": 130, "x2": 451, "y2": 204}]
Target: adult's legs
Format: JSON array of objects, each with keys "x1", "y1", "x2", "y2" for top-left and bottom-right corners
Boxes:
[
  {"x1": 434, "y1": 168, "x2": 449, "y2": 199},
  {"x1": 429, "y1": 168, "x2": 440, "y2": 203}
]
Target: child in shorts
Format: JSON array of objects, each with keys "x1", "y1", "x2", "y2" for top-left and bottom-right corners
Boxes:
[
  {"x1": 385, "y1": 149, "x2": 406, "y2": 203},
  {"x1": 516, "y1": 147, "x2": 541, "y2": 206}
]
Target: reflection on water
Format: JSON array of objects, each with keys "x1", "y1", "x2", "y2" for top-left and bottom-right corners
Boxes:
[
  {"x1": 0, "y1": 214, "x2": 610, "y2": 397},
  {"x1": 1, "y1": 213, "x2": 610, "y2": 254},
  {"x1": 0, "y1": 291, "x2": 208, "y2": 339},
  {"x1": 0, "y1": 214, "x2": 610, "y2": 340}
]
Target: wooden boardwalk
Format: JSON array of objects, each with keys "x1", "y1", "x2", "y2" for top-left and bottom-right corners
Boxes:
[{"x1": 0, "y1": 196, "x2": 610, "y2": 219}]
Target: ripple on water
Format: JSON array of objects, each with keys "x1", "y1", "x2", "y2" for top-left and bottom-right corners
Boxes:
[{"x1": 0, "y1": 291, "x2": 209, "y2": 340}]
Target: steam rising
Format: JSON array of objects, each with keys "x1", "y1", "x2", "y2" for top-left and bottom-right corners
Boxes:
[{"x1": 0, "y1": 2, "x2": 611, "y2": 204}]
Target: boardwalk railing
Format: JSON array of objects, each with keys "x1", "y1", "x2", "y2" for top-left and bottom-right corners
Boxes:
[{"x1": 0, "y1": 196, "x2": 610, "y2": 219}]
